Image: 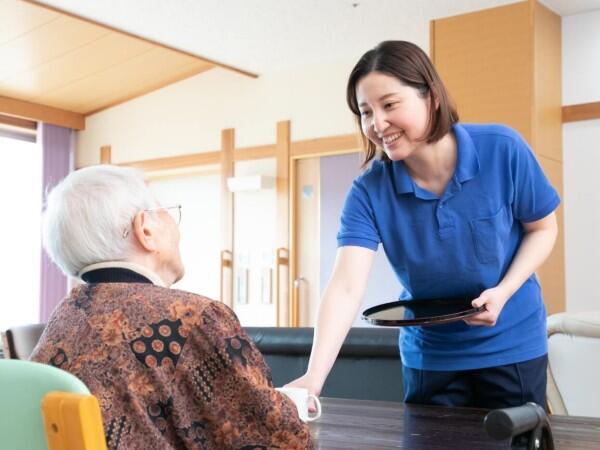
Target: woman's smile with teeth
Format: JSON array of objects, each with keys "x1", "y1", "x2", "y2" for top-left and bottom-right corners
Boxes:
[{"x1": 382, "y1": 132, "x2": 404, "y2": 145}]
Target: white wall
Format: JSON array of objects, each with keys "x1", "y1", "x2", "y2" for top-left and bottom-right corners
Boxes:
[
  {"x1": 562, "y1": 10, "x2": 600, "y2": 312},
  {"x1": 76, "y1": 58, "x2": 376, "y2": 166}
]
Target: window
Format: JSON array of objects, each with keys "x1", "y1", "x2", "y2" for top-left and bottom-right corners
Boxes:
[{"x1": 0, "y1": 136, "x2": 42, "y2": 330}]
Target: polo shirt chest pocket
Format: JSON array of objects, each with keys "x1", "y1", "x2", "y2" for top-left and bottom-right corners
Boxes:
[{"x1": 469, "y1": 206, "x2": 511, "y2": 264}]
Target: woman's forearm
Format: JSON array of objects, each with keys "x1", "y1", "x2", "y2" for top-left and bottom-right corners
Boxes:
[
  {"x1": 305, "y1": 283, "x2": 365, "y2": 389},
  {"x1": 304, "y1": 246, "x2": 375, "y2": 391},
  {"x1": 498, "y1": 214, "x2": 558, "y2": 298}
]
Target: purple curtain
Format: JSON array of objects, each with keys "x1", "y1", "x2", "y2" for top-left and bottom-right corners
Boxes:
[{"x1": 39, "y1": 123, "x2": 74, "y2": 322}]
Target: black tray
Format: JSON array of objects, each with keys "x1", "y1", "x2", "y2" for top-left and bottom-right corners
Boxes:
[{"x1": 362, "y1": 297, "x2": 486, "y2": 327}]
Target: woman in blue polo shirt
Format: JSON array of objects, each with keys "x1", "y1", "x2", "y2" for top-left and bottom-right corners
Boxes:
[{"x1": 287, "y1": 41, "x2": 559, "y2": 409}]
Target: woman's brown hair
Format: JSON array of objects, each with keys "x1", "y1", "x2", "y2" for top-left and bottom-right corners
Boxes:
[{"x1": 346, "y1": 41, "x2": 459, "y2": 167}]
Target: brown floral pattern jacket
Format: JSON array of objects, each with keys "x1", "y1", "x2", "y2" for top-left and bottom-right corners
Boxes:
[{"x1": 30, "y1": 277, "x2": 313, "y2": 450}]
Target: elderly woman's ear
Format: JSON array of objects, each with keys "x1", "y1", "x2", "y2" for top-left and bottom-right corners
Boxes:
[{"x1": 132, "y1": 210, "x2": 159, "y2": 253}]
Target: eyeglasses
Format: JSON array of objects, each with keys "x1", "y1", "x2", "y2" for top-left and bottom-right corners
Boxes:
[{"x1": 144, "y1": 204, "x2": 182, "y2": 226}]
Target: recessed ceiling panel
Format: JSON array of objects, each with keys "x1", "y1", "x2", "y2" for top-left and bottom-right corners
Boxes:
[{"x1": 0, "y1": 0, "x2": 217, "y2": 115}]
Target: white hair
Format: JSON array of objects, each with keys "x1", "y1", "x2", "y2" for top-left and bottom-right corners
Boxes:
[{"x1": 42, "y1": 165, "x2": 158, "y2": 277}]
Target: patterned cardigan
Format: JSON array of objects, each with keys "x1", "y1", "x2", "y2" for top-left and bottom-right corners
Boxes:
[{"x1": 30, "y1": 269, "x2": 313, "y2": 450}]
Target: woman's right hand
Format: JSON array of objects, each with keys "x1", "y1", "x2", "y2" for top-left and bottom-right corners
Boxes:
[
  {"x1": 285, "y1": 373, "x2": 323, "y2": 412},
  {"x1": 282, "y1": 248, "x2": 375, "y2": 413}
]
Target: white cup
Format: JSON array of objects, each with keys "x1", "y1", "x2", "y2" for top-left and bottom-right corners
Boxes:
[{"x1": 275, "y1": 387, "x2": 322, "y2": 422}]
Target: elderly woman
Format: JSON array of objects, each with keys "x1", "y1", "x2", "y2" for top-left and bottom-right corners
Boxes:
[{"x1": 31, "y1": 165, "x2": 313, "y2": 450}]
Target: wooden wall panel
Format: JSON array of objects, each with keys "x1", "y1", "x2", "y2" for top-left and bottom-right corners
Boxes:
[
  {"x1": 532, "y1": 2, "x2": 562, "y2": 162},
  {"x1": 537, "y1": 156, "x2": 565, "y2": 315},
  {"x1": 432, "y1": 2, "x2": 533, "y2": 144},
  {"x1": 532, "y1": 2, "x2": 564, "y2": 314},
  {"x1": 432, "y1": 0, "x2": 565, "y2": 313}
]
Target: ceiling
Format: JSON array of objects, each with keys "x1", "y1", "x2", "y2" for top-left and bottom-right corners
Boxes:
[
  {"x1": 2, "y1": 0, "x2": 598, "y2": 123},
  {"x1": 0, "y1": 0, "x2": 220, "y2": 115},
  {"x1": 29, "y1": 0, "x2": 600, "y2": 75}
]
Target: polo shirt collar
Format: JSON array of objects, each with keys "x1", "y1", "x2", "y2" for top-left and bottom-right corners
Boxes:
[
  {"x1": 391, "y1": 123, "x2": 479, "y2": 197},
  {"x1": 453, "y1": 123, "x2": 480, "y2": 183}
]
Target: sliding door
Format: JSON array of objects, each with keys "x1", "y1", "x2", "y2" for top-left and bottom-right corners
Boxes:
[{"x1": 292, "y1": 153, "x2": 400, "y2": 327}]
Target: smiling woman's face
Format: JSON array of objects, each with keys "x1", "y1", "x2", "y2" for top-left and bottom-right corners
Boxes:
[{"x1": 356, "y1": 71, "x2": 432, "y2": 161}]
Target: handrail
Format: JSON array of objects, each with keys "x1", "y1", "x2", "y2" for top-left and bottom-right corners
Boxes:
[
  {"x1": 275, "y1": 248, "x2": 289, "y2": 327},
  {"x1": 220, "y1": 249, "x2": 233, "y2": 307}
]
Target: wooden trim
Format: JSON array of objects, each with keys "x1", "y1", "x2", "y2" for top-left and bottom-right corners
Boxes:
[
  {"x1": 291, "y1": 133, "x2": 362, "y2": 158},
  {"x1": 100, "y1": 145, "x2": 111, "y2": 164},
  {"x1": 0, "y1": 114, "x2": 37, "y2": 130},
  {"x1": 562, "y1": 102, "x2": 600, "y2": 123},
  {"x1": 22, "y1": 0, "x2": 258, "y2": 79},
  {"x1": 220, "y1": 128, "x2": 235, "y2": 307},
  {"x1": 0, "y1": 96, "x2": 85, "y2": 130},
  {"x1": 144, "y1": 165, "x2": 220, "y2": 182},
  {"x1": 102, "y1": 133, "x2": 362, "y2": 172},
  {"x1": 234, "y1": 144, "x2": 276, "y2": 161},
  {"x1": 119, "y1": 151, "x2": 220, "y2": 171}
]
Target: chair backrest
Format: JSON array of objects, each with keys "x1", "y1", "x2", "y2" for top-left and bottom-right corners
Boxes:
[
  {"x1": 245, "y1": 326, "x2": 403, "y2": 401},
  {"x1": 0, "y1": 359, "x2": 97, "y2": 449},
  {"x1": 3, "y1": 323, "x2": 46, "y2": 359},
  {"x1": 547, "y1": 311, "x2": 600, "y2": 417},
  {"x1": 42, "y1": 392, "x2": 107, "y2": 450}
]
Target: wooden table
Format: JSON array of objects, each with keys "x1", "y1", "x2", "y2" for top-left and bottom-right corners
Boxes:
[{"x1": 308, "y1": 398, "x2": 600, "y2": 449}]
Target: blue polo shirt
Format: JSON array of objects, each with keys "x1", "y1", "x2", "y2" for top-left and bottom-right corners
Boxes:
[{"x1": 337, "y1": 123, "x2": 560, "y2": 371}]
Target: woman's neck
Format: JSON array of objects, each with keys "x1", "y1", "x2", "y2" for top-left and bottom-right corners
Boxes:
[{"x1": 404, "y1": 132, "x2": 457, "y2": 197}]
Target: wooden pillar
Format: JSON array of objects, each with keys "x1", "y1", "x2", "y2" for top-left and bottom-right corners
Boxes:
[
  {"x1": 220, "y1": 129, "x2": 235, "y2": 307},
  {"x1": 276, "y1": 120, "x2": 291, "y2": 326}
]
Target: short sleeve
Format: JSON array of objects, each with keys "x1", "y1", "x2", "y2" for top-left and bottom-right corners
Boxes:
[
  {"x1": 510, "y1": 135, "x2": 560, "y2": 223},
  {"x1": 336, "y1": 178, "x2": 381, "y2": 250}
]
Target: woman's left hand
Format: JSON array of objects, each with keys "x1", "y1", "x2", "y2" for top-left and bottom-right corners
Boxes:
[{"x1": 464, "y1": 286, "x2": 511, "y2": 327}]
